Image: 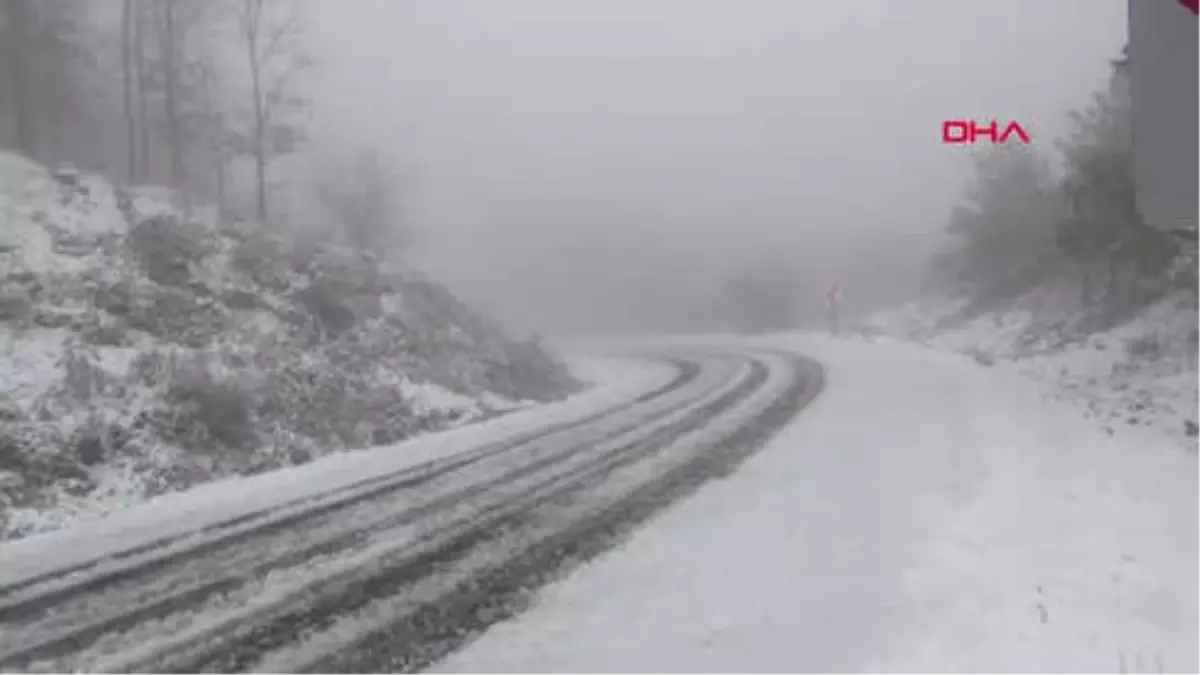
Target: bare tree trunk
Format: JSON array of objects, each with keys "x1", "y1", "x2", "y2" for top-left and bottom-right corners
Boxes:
[
  {"x1": 3, "y1": 0, "x2": 38, "y2": 159},
  {"x1": 134, "y1": 1, "x2": 151, "y2": 177},
  {"x1": 245, "y1": 0, "x2": 269, "y2": 222},
  {"x1": 237, "y1": 0, "x2": 309, "y2": 225},
  {"x1": 121, "y1": 0, "x2": 137, "y2": 180},
  {"x1": 161, "y1": 0, "x2": 185, "y2": 188}
]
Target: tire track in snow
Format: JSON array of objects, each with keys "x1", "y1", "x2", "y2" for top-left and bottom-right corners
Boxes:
[{"x1": 0, "y1": 353, "x2": 717, "y2": 671}]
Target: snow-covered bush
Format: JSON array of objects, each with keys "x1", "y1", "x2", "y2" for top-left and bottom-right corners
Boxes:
[{"x1": 1124, "y1": 333, "x2": 1162, "y2": 360}]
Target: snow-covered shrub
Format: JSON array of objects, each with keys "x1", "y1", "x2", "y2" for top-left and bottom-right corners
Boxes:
[
  {"x1": 231, "y1": 232, "x2": 294, "y2": 293},
  {"x1": 294, "y1": 281, "x2": 358, "y2": 337},
  {"x1": 1124, "y1": 333, "x2": 1162, "y2": 360},
  {"x1": 126, "y1": 215, "x2": 209, "y2": 288},
  {"x1": 163, "y1": 352, "x2": 260, "y2": 455}
]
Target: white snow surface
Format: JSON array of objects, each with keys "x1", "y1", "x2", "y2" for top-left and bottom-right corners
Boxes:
[
  {"x1": 862, "y1": 293, "x2": 1199, "y2": 452},
  {"x1": 437, "y1": 333, "x2": 1197, "y2": 673},
  {"x1": 0, "y1": 326, "x2": 70, "y2": 407},
  {"x1": 0, "y1": 355, "x2": 673, "y2": 588}
]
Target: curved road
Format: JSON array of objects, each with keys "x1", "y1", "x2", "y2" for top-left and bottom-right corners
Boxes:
[{"x1": 0, "y1": 347, "x2": 824, "y2": 673}]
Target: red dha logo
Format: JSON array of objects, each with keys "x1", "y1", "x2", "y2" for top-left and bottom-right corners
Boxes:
[{"x1": 942, "y1": 120, "x2": 1031, "y2": 145}]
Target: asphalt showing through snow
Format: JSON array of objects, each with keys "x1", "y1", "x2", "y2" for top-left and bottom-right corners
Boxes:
[{"x1": 0, "y1": 347, "x2": 823, "y2": 673}]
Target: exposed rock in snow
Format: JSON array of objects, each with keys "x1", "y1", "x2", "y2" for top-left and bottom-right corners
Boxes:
[{"x1": 0, "y1": 152, "x2": 579, "y2": 539}]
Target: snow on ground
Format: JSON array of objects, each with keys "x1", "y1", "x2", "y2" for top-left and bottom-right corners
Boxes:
[
  {"x1": 400, "y1": 378, "x2": 512, "y2": 418},
  {"x1": 0, "y1": 326, "x2": 70, "y2": 407},
  {"x1": 859, "y1": 285, "x2": 1131, "y2": 360},
  {"x1": 436, "y1": 333, "x2": 1198, "y2": 673},
  {"x1": 862, "y1": 293, "x2": 1199, "y2": 452},
  {"x1": 0, "y1": 355, "x2": 672, "y2": 588},
  {"x1": 1012, "y1": 298, "x2": 1199, "y2": 451}
]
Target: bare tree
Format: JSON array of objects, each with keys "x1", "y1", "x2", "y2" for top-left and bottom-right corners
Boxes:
[
  {"x1": 134, "y1": 0, "x2": 152, "y2": 177},
  {"x1": 235, "y1": 0, "x2": 310, "y2": 222},
  {"x1": 193, "y1": 57, "x2": 237, "y2": 213},
  {"x1": 2, "y1": 0, "x2": 38, "y2": 157},
  {"x1": 312, "y1": 148, "x2": 413, "y2": 254},
  {"x1": 1, "y1": 0, "x2": 243, "y2": 195},
  {"x1": 144, "y1": 0, "x2": 196, "y2": 186},
  {"x1": 0, "y1": 0, "x2": 95, "y2": 165},
  {"x1": 129, "y1": 0, "x2": 235, "y2": 195},
  {"x1": 121, "y1": 0, "x2": 137, "y2": 179},
  {"x1": 153, "y1": 0, "x2": 186, "y2": 186}
]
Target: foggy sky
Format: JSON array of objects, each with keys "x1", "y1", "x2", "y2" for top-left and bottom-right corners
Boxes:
[{"x1": 301, "y1": 0, "x2": 1127, "y2": 335}]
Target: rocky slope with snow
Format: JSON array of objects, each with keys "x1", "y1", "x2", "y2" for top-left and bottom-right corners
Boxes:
[{"x1": 0, "y1": 152, "x2": 579, "y2": 539}]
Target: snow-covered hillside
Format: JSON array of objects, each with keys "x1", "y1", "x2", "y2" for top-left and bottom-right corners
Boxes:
[
  {"x1": 857, "y1": 289, "x2": 1198, "y2": 451},
  {"x1": 0, "y1": 152, "x2": 579, "y2": 539}
]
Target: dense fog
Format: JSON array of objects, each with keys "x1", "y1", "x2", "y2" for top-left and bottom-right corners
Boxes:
[
  {"x1": 301, "y1": 0, "x2": 1126, "y2": 335},
  {"x1": 0, "y1": 0, "x2": 1129, "y2": 336}
]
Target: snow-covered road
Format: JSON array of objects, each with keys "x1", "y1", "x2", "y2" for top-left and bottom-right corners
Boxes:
[
  {"x1": 0, "y1": 355, "x2": 679, "y2": 590},
  {"x1": 1, "y1": 332, "x2": 1192, "y2": 673},
  {"x1": 0, "y1": 348, "x2": 822, "y2": 673},
  {"x1": 439, "y1": 333, "x2": 1198, "y2": 673}
]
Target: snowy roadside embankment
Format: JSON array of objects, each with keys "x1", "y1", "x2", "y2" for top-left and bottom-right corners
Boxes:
[
  {"x1": 858, "y1": 291, "x2": 1198, "y2": 452},
  {"x1": 0, "y1": 355, "x2": 672, "y2": 589},
  {"x1": 435, "y1": 334, "x2": 1197, "y2": 673},
  {"x1": 0, "y1": 152, "x2": 579, "y2": 540}
]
